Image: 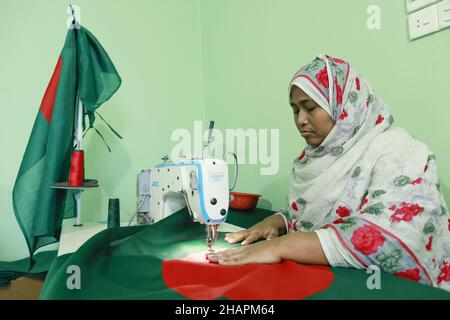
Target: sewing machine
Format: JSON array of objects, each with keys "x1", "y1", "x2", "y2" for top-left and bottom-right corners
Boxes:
[{"x1": 136, "y1": 121, "x2": 236, "y2": 252}]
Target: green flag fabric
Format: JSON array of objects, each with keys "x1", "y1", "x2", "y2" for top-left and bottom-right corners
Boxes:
[
  {"x1": 77, "y1": 27, "x2": 121, "y2": 130},
  {"x1": 39, "y1": 208, "x2": 450, "y2": 300},
  {"x1": 0, "y1": 251, "x2": 57, "y2": 287},
  {"x1": 7, "y1": 25, "x2": 121, "y2": 274}
]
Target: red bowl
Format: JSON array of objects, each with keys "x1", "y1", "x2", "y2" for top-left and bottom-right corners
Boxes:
[{"x1": 230, "y1": 192, "x2": 261, "y2": 210}]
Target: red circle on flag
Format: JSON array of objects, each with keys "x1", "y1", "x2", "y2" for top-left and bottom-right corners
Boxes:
[{"x1": 162, "y1": 253, "x2": 334, "y2": 300}]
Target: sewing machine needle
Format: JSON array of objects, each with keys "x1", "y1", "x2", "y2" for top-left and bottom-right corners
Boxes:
[
  {"x1": 206, "y1": 225, "x2": 215, "y2": 253},
  {"x1": 207, "y1": 239, "x2": 214, "y2": 253}
]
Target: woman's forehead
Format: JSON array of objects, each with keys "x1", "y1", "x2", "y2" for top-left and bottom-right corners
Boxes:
[{"x1": 290, "y1": 85, "x2": 312, "y2": 102}]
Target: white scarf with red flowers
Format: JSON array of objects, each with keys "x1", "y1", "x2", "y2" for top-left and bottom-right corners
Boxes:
[{"x1": 282, "y1": 54, "x2": 450, "y2": 290}]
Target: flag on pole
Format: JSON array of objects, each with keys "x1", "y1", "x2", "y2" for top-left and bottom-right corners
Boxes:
[{"x1": 12, "y1": 24, "x2": 121, "y2": 264}]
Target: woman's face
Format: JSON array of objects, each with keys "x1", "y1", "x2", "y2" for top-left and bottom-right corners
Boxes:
[{"x1": 290, "y1": 86, "x2": 334, "y2": 147}]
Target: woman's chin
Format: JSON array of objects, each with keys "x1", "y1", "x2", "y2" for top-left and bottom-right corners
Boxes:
[{"x1": 304, "y1": 137, "x2": 319, "y2": 147}]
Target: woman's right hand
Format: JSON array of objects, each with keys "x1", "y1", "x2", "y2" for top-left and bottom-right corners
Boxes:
[{"x1": 224, "y1": 213, "x2": 287, "y2": 246}]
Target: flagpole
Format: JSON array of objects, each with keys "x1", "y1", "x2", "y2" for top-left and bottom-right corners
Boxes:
[
  {"x1": 73, "y1": 97, "x2": 83, "y2": 226},
  {"x1": 50, "y1": 5, "x2": 98, "y2": 229},
  {"x1": 72, "y1": 5, "x2": 83, "y2": 227},
  {"x1": 75, "y1": 98, "x2": 83, "y2": 150}
]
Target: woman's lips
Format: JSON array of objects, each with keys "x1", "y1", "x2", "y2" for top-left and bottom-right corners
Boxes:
[{"x1": 300, "y1": 130, "x2": 313, "y2": 137}]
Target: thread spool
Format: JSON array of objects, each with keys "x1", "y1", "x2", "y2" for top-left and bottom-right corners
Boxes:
[
  {"x1": 108, "y1": 198, "x2": 120, "y2": 228},
  {"x1": 68, "y1": 150, "x2": 84, "y2": 186}
]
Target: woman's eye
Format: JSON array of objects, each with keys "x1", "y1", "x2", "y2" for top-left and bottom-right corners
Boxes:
[{"x1": 307, "y1": 107, "x2": 316, "y2": 112}]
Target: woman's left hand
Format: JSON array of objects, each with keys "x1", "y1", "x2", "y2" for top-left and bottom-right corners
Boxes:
[{"x1": 206, "y1": 238, "x2": 283, "y2": 266}]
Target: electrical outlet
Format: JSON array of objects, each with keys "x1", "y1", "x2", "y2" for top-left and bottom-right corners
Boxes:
[
  {"x1": 406, "y1": 0, "x2": 437, "y2": 13},
  {"x1": 408, "y1": 4, "x2": 439, "y2": 39},
  {"x1": 437, "y1": 0, "x2": 450, "y2": 29}
]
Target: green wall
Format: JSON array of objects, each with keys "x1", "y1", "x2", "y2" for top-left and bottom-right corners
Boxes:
[
  {"x1": 1, "y1": 0, "x2": 449, "y2": 260},
  {"x1": 201, "y1": 0, "x2": 450, "y2": 211},
  {"x1": 0, "y1": 0, "x2": 205, "y2": 260}
]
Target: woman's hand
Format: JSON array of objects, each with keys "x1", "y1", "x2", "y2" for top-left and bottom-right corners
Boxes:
[
  {"x1": 207, "y1": 232, "x2": 329, "y2": 266},
  {"x1": 224, "y1": 214, "x2": 287, "y2": 246},
  {"x1": 207, "y1": 237, "x2": 283, "y2": 266}
]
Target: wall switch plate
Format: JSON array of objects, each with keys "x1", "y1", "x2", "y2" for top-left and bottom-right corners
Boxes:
[
  {"x1": 437, "y1": 0, "x2": 450, "y2": 29},
  {"x1": 406, "y1": 0, "x2": 437, "y2": 13},
  {"x1": 408, "y1": 4, "x2": 439, "y2": 39}
]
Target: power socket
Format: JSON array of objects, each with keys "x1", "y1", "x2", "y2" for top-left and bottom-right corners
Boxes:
[
  {"x1": 406, "y1": 0, "x2": 437, "y2": 13},
  {"x1": 408, "y1": 4, "x2": 439, "y2": 39},
  {"x1": 437, "y1": 0, "x2": 450, "y2": 29}
]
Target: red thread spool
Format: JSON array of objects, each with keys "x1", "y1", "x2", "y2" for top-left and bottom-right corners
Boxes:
[{"x1": 69, "y1": 150, "x2": 84, "y2": 186}]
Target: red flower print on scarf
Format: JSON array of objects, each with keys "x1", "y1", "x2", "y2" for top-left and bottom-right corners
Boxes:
[
  {"x1": 411, "y1": 177, "x2": 423, "y2": 185},
  {"x1": 390, "y1": 202, "x2": 424, "y2": 223},
  {"x1": 437, "y1": 261, "x2": 450, "y2": 285},
  {"x1": 293, "y1": 220, "x2": 298, "y2": 231},
  {"x1": 333, "y1": 206, "x2": 350, "y2": 224},
  {"x1": 339, "y1": 109, "x2": 348, "y2": 120},
  {"x1": 316, "y1": 67, "x2": 329, "y2": 88},
  {"x1": 298, "y1": 151, "x2": 305, "y2": 161},
  {"x1": 448, "y1": 219, "x2": 450, "y2": 232},
  {"x1": 350, "y1": 225, "x2": 386, "y2": 255},
  {"x1": 375, "y1": 115, "x2": 384, "y2": 125},
  {"x1": 356, "y1": 77, "x2": 360, "y2": 91},
  {"x1": 426, "y1": 236, "x2": 433, "y2": 252},
  {"x1": 365, "y1": 99, "x2": 369, "y2": 108},
  {"x1": 424, "y1": 164, "x2": 428, "y2": 172},
  {"x1": 336, "y1": 206, "x2": 351, "y2": 218},
  {"x1": 335, "y1": 77, "x2": 343, "y2": 106},
  {"x1": 393, "y1": 268, "x2": 421, "y2": 283},
  {"x1": 359, "y1": 197, "x2": 368, "y2": 210},
  {"x1": 291, "y1": 201, "x2": 298, "y2": 211}
]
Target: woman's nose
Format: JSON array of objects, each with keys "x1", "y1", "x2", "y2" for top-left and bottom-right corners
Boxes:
[{"x1": 296, "y1": 110, "x2": 308, "y2": 125}]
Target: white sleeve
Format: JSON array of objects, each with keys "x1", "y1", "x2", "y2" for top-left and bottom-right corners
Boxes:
[
  {"x1": 274, "y1": 212, "x2": 289, "y2": 233},
  {"x1": 315, "y1": 228, "x2": 364, "y2": 269}
]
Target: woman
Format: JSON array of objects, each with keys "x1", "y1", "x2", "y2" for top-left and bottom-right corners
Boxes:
[{"x1": 207, "y1": 54, "x2": 450, "y2": 291}]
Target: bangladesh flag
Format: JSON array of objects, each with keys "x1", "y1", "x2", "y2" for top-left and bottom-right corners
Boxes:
[
  {"x1": 11, "y1": 25, "x2": 121, "y2": 266},
  {"x1": 38, "y1": 208, "x2": 450, "y2": 300}
]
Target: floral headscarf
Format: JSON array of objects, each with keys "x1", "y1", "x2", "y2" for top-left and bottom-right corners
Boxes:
[
  {"x1": 281, "y1": 54, "x2": 450, "y2": 291},
  {"x1": 289, "y1": 54, "x2": 392, "y2": 159}
]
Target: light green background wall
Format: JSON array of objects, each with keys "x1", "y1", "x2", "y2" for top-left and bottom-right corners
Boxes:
[
  {"x1": 0, "y1": 0, "x2": 206, "y2": 260},
  {"x1": 1, "y1": 0, "x2": 449, "y2": 260},
  {"x1": 201, "y1": 0, "x2": 450, "y2": 211}
]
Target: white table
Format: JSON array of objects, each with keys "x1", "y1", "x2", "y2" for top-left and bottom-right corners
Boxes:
[{"x1": 57, "y1": 220, "x2": 244, "y2": 256}]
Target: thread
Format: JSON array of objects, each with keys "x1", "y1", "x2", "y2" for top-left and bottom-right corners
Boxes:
[
  {"x1": 68, "y1": 150, "x2": 84, "y2": 186},
  {"x1": 108, "y1": 198, "x2": 120, "y2": 228}
]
